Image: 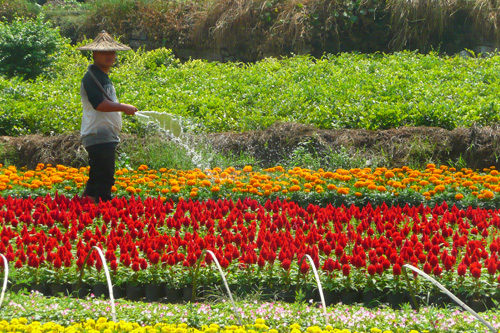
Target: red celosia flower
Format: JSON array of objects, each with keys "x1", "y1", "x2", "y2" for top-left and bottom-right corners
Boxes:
[
  {"x1": 393, "y1": 263, "x2": 402, "y2": 275},
  {"x1": 367, "y1": 264, "x2": 376, "y2": 276},
  {"x1": 322, "y1": 258, "x2": 334, "y2": 272},
  {"x1": 281, "y1": 258, "x2": 291, "y2": 270},
  {"x1": 132, "y1": 261, "x2": 141, "y2": 272},
  {"x1": 300, "y1": 260, "x2": 309, "y2": 274},
  {"x1": 342, "y1": 264, "x2": 350, "y2": 276}
]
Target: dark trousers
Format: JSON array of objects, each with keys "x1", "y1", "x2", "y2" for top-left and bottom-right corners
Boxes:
[{"x1": 83, "y1": 142, "x2": 117, "y2": 202}]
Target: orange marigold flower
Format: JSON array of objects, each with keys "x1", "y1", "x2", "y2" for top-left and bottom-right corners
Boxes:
[
  {"x1": 455, "y1": 193, "x2": 464, "y2": 200},
  {"x1": 355, "y1": 192, "x2": 362, "y2": 197},
  {"x1": 111, "y1": 186, "x2": 117, "y2": 192},
  {"x1": 243, "y1": 165, "x2": 253, "y2": 172},
  {"x1": 337, "y1": 187, "x2": 349, "y2": 195},
  {"x1": 434, "y1": 185, "x2": 445, "y2": 192},
  {"x1": 211, "y1": 186, "x2": 220, "y2": 192},
  {"x1": 384, "y1": 171, "x2": 395, "y2": 179},
  {"x1": 376, "y1": 186, "x2": 387, "y2": 192},
  {"x1": 171, "y1": 186, "x2": 181, "y2": 193},
  {"x1": 125, "y1": 186, "x2": 136, "y2": 194},
  {"x1": 327, "y1": 184, "x2": 336, "y2": 190},
  {"x1": 483, "y1": 190, "x2": 494, "y2": 199},
  {"x1": 138, "y1": 165, "x2": 148, "y2": 171},
  {"x1": 289, "y1": 185, "x2": 301, "y2": 192}
]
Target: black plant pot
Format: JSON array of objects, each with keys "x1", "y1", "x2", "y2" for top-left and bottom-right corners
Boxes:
[
  {"x1": 362, "y1": 290, "x2": 381, "y2": 307},
  {"x1": 92, "y1": 283, "x2": 109, "y2": 298},
  {"x1": 164, "y1": 287, "x2": 183, "y2": 303},
  {"x1": 10, "y1": 283, "x2": 30, "y2": 293},
  {"x1": 384, "y1": 292, "x2": 407, "y2": 309},
  {"x1": 183, "y1": 285, "x2": 193, "y2": 302},
  {"x1": 31, "y1": 283, "x2": 48, "y2": 295},
  {"x1": 49, "y1": 283, "x2": 71, "y2": 296},
  {"x1": 72, "y1": 282, "x2": 91, "y2": 298},
  {"x1": 112, "y1": 285, "x2": 126, "y2": 299},
  {"x1": 126, "y1": 284, "x2": 145, "y2": 301},
  {"x1": 430, "y1": 293, "x2": 450, "y2": 308},
  {"x1": 322, "y1": 291, "x2": 341, "y2": 306},
  {"x1": 467, "y1": 298, "x2": 488, "y2": 313},
  {"x1": 340, "y1": 290, "x2": 362, "y2": 305},
  {"x1": 282, "y1": 289, "x2": 296, "y2": 303},
  {"x1": 145, "y1": 284, "x2": 164, "y2": 302}
]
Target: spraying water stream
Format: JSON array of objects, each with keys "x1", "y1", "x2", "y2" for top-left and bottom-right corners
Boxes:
[{"x1": 135, "y1": 111, "x2": 208, "y2": 169}]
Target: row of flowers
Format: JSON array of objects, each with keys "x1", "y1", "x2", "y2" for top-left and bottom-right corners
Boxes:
[
  {"x1": 1, "y1": 194, "x2": 500, "y2": 296},
  {"x1": 1, "y1": 163, "x2": 500, "y2": 208},
  {"x1": 2, "y1": 292, "x2": 498, "y2": 333}
]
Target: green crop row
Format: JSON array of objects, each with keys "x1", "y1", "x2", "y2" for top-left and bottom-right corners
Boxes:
[{"x1": 1, "y1": 46, "x2": 500, "y2": 136}]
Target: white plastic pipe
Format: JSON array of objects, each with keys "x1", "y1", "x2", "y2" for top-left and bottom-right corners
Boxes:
[
  {"x1": 80, "y1": 246, "x2": 116, "y2": 322},
  {"x1": 297, "y1": 254, "x2": 329, "y2": 326},
  {"x1": 403, "y1": 264, "x2": 496, "y2": 333},
  {"x1": 192, "y1": 249, "x2": 243, "y2": 326},
  {"x1": 0, "y1": 254, "x2": 8, "y2": 309}
]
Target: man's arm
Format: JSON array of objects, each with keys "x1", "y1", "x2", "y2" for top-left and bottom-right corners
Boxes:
[{"x1": 96, "y1": 99, "x2": 138, "y2": 115}]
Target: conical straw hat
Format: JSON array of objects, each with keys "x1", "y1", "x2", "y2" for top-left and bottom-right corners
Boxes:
[{"x1": 77, "y1": 31, "x2": 131, "y2": 51}]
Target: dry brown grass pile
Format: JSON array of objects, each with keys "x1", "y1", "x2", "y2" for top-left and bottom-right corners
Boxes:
[
  {"x1": 208, "y1": 123, "x2": 500, "y2": 169},
  {"x1": 1, "y1": 125, "x2": 500, "y2": 170}
]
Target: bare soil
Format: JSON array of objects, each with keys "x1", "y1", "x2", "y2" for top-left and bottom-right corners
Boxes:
[{"x1": 1, "y1": 123, "x2": 500, "y2": 170}]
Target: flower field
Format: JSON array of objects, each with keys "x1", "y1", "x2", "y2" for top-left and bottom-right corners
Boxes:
[
  {"x1": 1, "y1": 293, "x2": 500, "y2": 332},
  {"x1": 2, "y1": 163, "x2": 500, "y2": 209},
  {"x1": 2, "y1": 163, "x2": 500, "y2": 332}
]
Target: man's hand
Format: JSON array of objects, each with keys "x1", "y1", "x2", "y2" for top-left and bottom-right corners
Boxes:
[
  {"x1": 96, "y1": 99, "x2": 138, "y2": 115},
  {"x1": 122, "y1": 104, "x2": 138, "y2": 115}
]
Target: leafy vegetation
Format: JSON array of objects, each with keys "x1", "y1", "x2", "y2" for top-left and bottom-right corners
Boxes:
[
  {"x1": 1, "y1": 44, "x2": 500, "y2": 136},
  {"x1": 0, "y1": 15, "x2": 67, "y2": 79}
]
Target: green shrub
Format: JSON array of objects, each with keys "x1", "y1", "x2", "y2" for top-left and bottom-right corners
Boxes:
[{"x1": 0, "y1": 15, "x2": 67, "y2": 79}]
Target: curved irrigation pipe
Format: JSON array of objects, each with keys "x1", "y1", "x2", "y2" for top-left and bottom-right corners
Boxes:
[
  {"x1": 0, "y1": 254, "x2": 8, "y2": 309},
  {"x1": 403, "y1": 264, "x2": 496, "y2": 333},
  {"x1": 295, "y1": 254, "x2": 329, "y2": 326},
  {"x1": 192, "y1": 249, "x2": 242, "y2": 326},
  {"x1": 79, "y1": 246, "x2": 116, "y2": 322}
]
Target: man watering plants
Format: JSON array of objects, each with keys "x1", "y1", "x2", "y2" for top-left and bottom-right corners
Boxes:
[{"x1": 77, "y1": 31, "x2": 137, "y2": 203}]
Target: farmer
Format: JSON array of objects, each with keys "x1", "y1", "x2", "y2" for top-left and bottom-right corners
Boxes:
[{"x1": 77, "y1": 31, "x2": 138, "y2": 203}]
